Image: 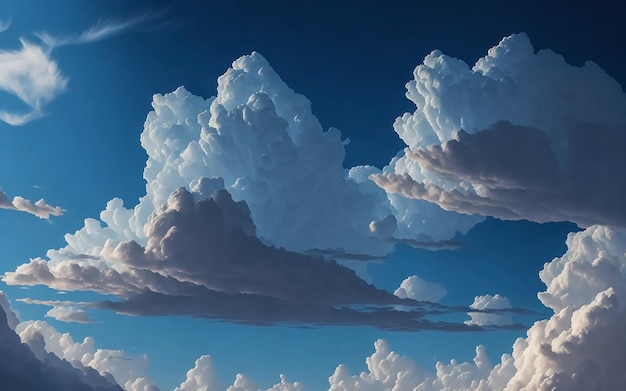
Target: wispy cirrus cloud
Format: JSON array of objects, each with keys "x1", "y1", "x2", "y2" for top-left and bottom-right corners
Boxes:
[
  {"x1": 35, "y1": 11, "x2": 164, "y2": 49},
  {"x1": 0, "y1": 19, "x2": 11, "y2": 33},
  {"x1": 0, "y1": 11, "x2": 164, "y2": 126}
]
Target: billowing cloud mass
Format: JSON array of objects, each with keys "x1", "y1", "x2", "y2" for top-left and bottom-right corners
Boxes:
[
  {"x1": 4, "y1": 50, "x2": 495, "y2": 330},
  {"x1": 25, "y1": 50, "x2": 479, "y2": 269},
  {"x1": 465, "y1": 294, "x2": 512, "y2": 327},
  {"x1": 6, "y1": 187, "x2": 502, "y2": 331},
  {"x1": 17, "y1": 320, "x2": 158, "y2": 391},
  {"x1": 0, "y1": 188, "x2": 63, "y2": 218},
  {"x1": 372, "y1": 33, "x2": 626, "y2": 227},
  {"x1": 394, "y1": 275, "x2": 446, "y2": 303},
  {"x1": 0, "y1": 293, "x2": 129, "y2": 391},
  {"x1": 327, "y1": 225, "x2": 626, "y2": 390}
]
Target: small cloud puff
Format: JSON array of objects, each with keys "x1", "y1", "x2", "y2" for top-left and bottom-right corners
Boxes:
[
  {"x1": 394, "y1": 275, "x2": 447, "y2": 303},
  {"x1": 465, "y1": 294, "x2": 512, "y2": 327},
  {"x1": 0, "y1": 188, "x2": 63, "y2": 219}
]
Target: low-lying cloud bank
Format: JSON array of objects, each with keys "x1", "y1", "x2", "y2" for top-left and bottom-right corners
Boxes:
[
  {"x1": 372, "y1": 33, "x2": 626, "y2": 228},
  {"x1": 5, "y1": 187, "x2": 514, "y2": 331}
]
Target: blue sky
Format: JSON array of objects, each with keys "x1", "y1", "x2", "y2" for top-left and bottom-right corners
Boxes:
[{"x1": 0, "y1": 1, "x2": 625, "y2": 390}]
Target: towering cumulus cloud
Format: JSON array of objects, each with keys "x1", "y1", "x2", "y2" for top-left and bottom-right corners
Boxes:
[
  {"x1": 3, "y1": 50, "x2": 489, "y2": 329},
  {"x1": 372, "y1": 33, "x2": 626, "y2": 227}
]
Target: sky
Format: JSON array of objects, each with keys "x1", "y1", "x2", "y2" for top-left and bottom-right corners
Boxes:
[{"x1": 0, "y1": 1, "x2": 625, "y2": 390}]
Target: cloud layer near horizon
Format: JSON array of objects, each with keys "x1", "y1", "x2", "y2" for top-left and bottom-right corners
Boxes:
[
  {"x1": 326, "y1": 225, "x2": 626, "y2": 390},
  {"x1": 372, "y1": 33, "x2": 626, "y2": 227}
]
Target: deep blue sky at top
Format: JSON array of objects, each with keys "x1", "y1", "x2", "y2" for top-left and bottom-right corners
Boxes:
[{"x1": 0, "y1": 1, "x2": 625, "y2": 389}]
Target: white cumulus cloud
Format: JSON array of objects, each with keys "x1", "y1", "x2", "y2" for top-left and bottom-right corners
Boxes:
[
  {"x1": 465, "y1": 294, "x2": 513, "y2": 327},
  {"x1": 372, "y1": 33, "x2": 626, "y2": 227},
  {"x1": 394, "y1": 275, "x2": 446, "y2": 303}
]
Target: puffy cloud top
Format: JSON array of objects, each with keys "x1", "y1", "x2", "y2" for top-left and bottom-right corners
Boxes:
[{"x1": 373, "y1": 33, "x2": 626, "y2": 227}]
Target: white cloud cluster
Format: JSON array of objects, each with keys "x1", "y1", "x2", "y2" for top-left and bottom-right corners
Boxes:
[
  {"x1": 17, "y1": 320, "x2": 158, "y2": 391},
  {"x1": 175, "y1": 355, "x2": 304, "y2": 391},
  {"x1": 394, "y1": 275, "x2": 446, "y2": 303},
  {"x1": 465, "y1": 294, "x2": 512, "y2": 327},
  {"x1": 0, "y1": 188, "x2": 63, "y2": 218},
  {"x1": 372, "y1": 33, "x2": 626, "y2": 227},
  {"x1": 4, "y1": 51, "x2": 495, "y2": 330},
  {"x1": 31, "y1": 50, "x2": 479, "y2": 277},
  {"x1": 328, "y1": 225, "x2": 626, "y2": 390}
]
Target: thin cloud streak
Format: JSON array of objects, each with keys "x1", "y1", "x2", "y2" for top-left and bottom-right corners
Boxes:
[
  {"x1": 0, "y1": 188, "x2": 63, "y2": 219},
  {"x1": 35, "y1": 11, "x2": 165, "y2": 49},
  {"x1": 0, "y1": 19, "x2": 11, "y2": 33},
  {"x1": 0, "y1": 11, "x2": 165, "y2": 126}
]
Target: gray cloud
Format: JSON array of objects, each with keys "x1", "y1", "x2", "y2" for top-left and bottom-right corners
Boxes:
[
  {"x1": 45, "y1": 307, "x2": 94, "y2": 324},
  {"x1": 6, "y1": 187, "x2": 525, "y2": 331},
  {"x1": 373, "y1": 121, "x2": 626, "y2": 227},
  {"x1": 373, "y1": 33, "x2": 626, "y2": 228},
  {"x1": 0, "y1": 301, "x2": 123, "y2": 390}
]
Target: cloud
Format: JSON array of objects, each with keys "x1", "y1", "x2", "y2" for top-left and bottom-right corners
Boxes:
[
  {"x1": 175, "y1": 355, "x2": 304, "y2": 391},
  {"x1": 0, "y1": 39, "x2": 67, "y2": 125},
  {"x1": 174, "y1": 355, "x2": 220, "y2": 391},
  {"x1": 372, "y1": 33, "x2": 626, "y2": 227},
  {"x1": 394, "y1": 275, "x2": 447, "y2": 303},
  {"x1": 327, "y1": 225, "x2": 626, "y2": 390},
  {"x1": 45, "y1": 306, "x2": 94, "y2": 324},
  {"x1": 35, "y1": 12, "x2": 163, "y2": 49},
  {"x1": 17, "y1": 320, "x2": 159, "y2": 390},
  {"x1": 0, "y1": 188, "x2": 63, "y2": 218},
  {"x1": 0, "y1": 19, "x2": 10, "y2": 33},
  {"x1": 0, "y1": 291, "x2": 19, "y2": 330},
  {"x1": 0, "y1": 294, "x2": 126, "y2": 390},
  {"x1": 0, "y1": 13, "x2": 164, "y2": 126},
  {"x1": 30, "y1": 51, "x2": 480, "y2": 283},
  {"x1": 465, "y1": 294, "x2": 513, "y2": 327},
  {"x1": 5, "y1": 187, "x2": 518, "y2": 331}
]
